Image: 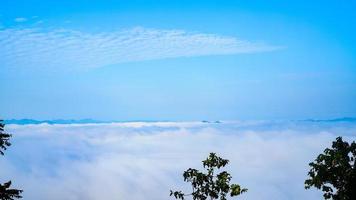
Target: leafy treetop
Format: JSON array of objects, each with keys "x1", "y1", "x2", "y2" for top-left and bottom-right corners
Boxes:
[
  {"x1": 305, "y1": 136, "x2": 356, "y2": 200},
  {"x1": 170, "y1": 152, "x2": 247, "y2": 200},
  {"x1": 0, "y1": 120, "x2": 11, "y2": 155}
]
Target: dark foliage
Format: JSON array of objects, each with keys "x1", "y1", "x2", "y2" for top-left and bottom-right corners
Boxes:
[
  {"x1": 0, "y1": 182, "x2": 22, "y2": 200},
  {"x1": 305, "y1": 137, "x2": 356, "y2": 200},
  {"x1": 0, "y1": 120, "x2": 22, "y2": 199},
  {"x1": 170, "y1": 152, "x2": 247, "y2": 200},
  {"x1": 0, "y1": 121, "x2": 11, "y2": 155}
]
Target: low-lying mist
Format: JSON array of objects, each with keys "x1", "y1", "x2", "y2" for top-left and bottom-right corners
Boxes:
[{"x1": 1, "y1": 121, "x2": 355, "y2": 200}]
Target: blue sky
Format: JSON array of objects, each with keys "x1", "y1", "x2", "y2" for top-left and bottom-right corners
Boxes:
[{"x1": 0, "y1": 0, "x2": 355, "y2": 120}]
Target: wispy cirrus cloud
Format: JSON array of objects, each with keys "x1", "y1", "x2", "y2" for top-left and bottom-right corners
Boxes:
[
  {"x1": 0, "y1": 27, "x2": 281, "y2": 70},
  {"x1": 14, "y1": 17, "x2": 28, "y2": 22}
]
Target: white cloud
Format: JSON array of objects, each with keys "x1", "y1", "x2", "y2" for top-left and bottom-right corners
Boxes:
[
  {"x1": 0, "y1": 27, "x2": 281, "y2": 70},
  {"x1": 14, "y1": 17, "x2": 28, "y2": 22},
  {"x1": 1, "y1": 121, "x2": 355, "y2": 200}
]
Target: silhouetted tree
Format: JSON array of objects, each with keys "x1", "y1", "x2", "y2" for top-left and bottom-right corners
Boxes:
[
  {"x1": 0, "y1": 121, "x2": 11, "y2": 156},
  {"x1": 0, "y1": 181, "x2": 22, "y2": 200},
  {"x1": 170, "y1": 152, "x2": 247, "y2": 200},
  {"x1": 0, "y1": 120, "x2": 22, "y2": 199},
  {"x1": 305, "y1": 137, "x2": 356, "y2": 200}
]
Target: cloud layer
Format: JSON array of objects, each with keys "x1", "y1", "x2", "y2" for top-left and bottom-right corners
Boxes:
[
  {"x1": 0, "y1": 27, "x2": 280, "y2": 70},
  {"x1": 2, "y1": 121, "x2": 355, "y2": 200}
]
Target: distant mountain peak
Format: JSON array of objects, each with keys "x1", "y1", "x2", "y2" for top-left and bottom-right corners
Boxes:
[
  {"x1": 4, "y1": 119, "x2": 105, "y2": 125},
  {"x1": 302, "y1": 117, "x2": 356, "y2": 123}
]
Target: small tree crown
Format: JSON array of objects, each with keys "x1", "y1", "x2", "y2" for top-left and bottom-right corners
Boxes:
[
  {"x1": 305, "y1": 137, "x2": 356, "y2": 200},
  {"x1": 170, "y1": 152, "x2": 247, "y2": 200}
]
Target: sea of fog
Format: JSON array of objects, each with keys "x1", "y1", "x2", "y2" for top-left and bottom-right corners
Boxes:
[{"x1": 1, "y1": 120, "x2": 355, "y2": 200}]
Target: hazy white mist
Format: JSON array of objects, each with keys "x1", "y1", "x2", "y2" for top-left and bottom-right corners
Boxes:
[{"x1": 1, "y1": 121, "x2": 355, "y2": 200}]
